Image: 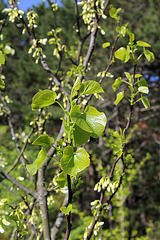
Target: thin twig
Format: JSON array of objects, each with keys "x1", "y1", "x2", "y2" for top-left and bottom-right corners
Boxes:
[
  {"x1": 0, "y1": 90, "x2": 27, "y2": 168},
  {"x1": 64, "y1": 175, "x2": 72, "y2": 240},
  {"x1": 11, "y1": 0, "x2": 69, "y2": 97},
  {"x1": 7, "y1": 128, "x2": 34, "y2": 174},
  {"x1": 86, "y1": 53, "x2": 137, "y2": 240},
  {"x1": 0, "y1": 168, "x2": 37, "y2": 198},
  {"x1": 84, "y1": 33, "x2": 119, "y2": 108}
]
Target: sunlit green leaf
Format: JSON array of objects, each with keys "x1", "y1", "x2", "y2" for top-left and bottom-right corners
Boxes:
[
  {"x1": 141, "y1": 96, "x2": 150, "y2": 109},
  {"x1": 112, "y1": 77, "x2": 122, "y2": 91},
  {"x1": 32, "y1": 134, "x2": 54, "y2": 146},
  {"x1": 61, "y1": 146, "x2": 90, "y2": 176},
  {"x1": 137, "y1": 41, "x2": 151, "y2": 47},
  {"x1": 124, "y1": 72, "x2": 132, "y2": 82},
  {"x1": 120, "y1": 26, "x2": 127, "y2": 37},
  {"x1": 26, "y1": 148, "x2": 47, "y2": 175},
  {"x1": 109, "y1": 5, "x2": 121, "y2": 22},
  {"x1": 138, "y1": 86, "x2": 149, "y2": 94},
  {"x1": 3, "y1": 45, "x2": 15, "y2": 55},
  {"x1": 143, "y1": 48, "x2": 155, "y2": 62},
  {"x1": 0, "y1": 51, "x2": 5, "y2": 65},
  {"x1": 32, "y1": 90, "x2": 57, "y2": 111},
  {"x1": 2, "y1": 218, "x2": 10, "y2": 226},
  {"x1": 102, "y1": 42, "x2": 110, "y2": 48},
  {"x1": 115, "y1": 47, "x2": 130, "y2": 63},
  {"x1": 0, "y1": 78, "x2": 5, "y2": 90},
  {"x1": 114, "y1": 91, "x2": 124, "y2": 105},
  {"x1": 72, "y1": 78, "x2": 81, "y2": 91},
  {"x1": 135, "y1": 74, "x2": 142, "y2": 79},
  {"x1": 56, "y1": 171, "x2": 67, "y2": 188},
  {"x1": 70, "y1": 106, "x2": 107, "y2": 138},
  {"x1": 129, "y1": 33, "x2": 135, "y2": 42},
  {"x1": 79, "y1": 81, "x2": 104, "y2": 96},
  {"x1": 60, "y1": 204, "x2": 72, "y2": 215}
]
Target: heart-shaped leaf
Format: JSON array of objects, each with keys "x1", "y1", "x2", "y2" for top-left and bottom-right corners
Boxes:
[
  {"x1": 60, "y1": 204, "x2": 72, "y2": 215},
  {"x1": 26, "y1": 148, "x2": 47, "y2": 175},
  {"x1": 70, "y1": 106, "x2": 107, "y2": 138},
  {"x1": 138, "y1": 78, "x2": 148, "y2": 87},
  {"x1": 61, "y1": 146, "x2": 90, "y2": 176},
  {"x1": 56, "y1": 171, "x2": 67, "y2": 188},
  {"x1": 73, "y1": 124, "x2": 90, "y2": 147},
  {"x1": 79, "y1": 81, "x2": 104, "y2": 96},
  {"x1": 32, "y1": 90, "x2": 57, "y2": 111},
  {"x1": 115, "y1": 47, "x2": 130, "y2": 63},
  {"x1": 32, "y1": 134, "x2": 54, "y2": 146}
]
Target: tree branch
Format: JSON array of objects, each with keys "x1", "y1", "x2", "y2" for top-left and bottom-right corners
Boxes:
[
  {"x1": 37, "y1": 166, "x2": 51, "y2": 240},
  {"x1": 7, "y1": 128, "x2": 34, "y2": 174},
  {"x1": 64, "y1": 175, "x2": 72, "y2": 240},
  {"x1": 0, "y1": 90, "x2": 27, "y2": 168},
  {"x1": 11, "y1": 0, "x2": 69, "y2": 97},
  {"x1": 0, "y1": 168, "x2": 37, "y2": 198},
  {"x1": 51, "y1": 194, "x2": 68, "y2": 240}
]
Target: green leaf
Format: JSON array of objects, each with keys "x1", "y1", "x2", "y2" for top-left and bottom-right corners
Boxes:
[
  {"x1": 138, "y1": 86, "x2": 149, "y2": 94},
  {"x1": 72, "y1": 78, "x2": 81, "y2": 99},
  {"x1": 115, "y1": 47, "x2": 130, "y2": 63},
  {"x1": 0, "y1": 51, "x2": 5, "y2": 65},
  {"x1": 32, "y1": 90, "x2": 57, "y2": 111},
  {"x1": 112, "y1": 77, "x2": 122, "y2": 91},
  {"x1": 72, "y1": 78, "x2": 81, "y2": 91},
  {"x1": 114, "y1": 91, "x2": 124, "y2": 105},
  {"x1": 138, "y1": 79, "x2": 149, "y2": 94},
  {"x1": 60, "y1": 204, "x2": 72, "y2": 215},
  {"x1": 102, "y1": 42, "x2": 110, "y2": 48},
  {"x1": 79, "y1": 81, "x2": 104, "y2": 96},
  {"x1": 137, "y1": 41, "x2": 151, "y2": 47},
  {"x1": 61, "y1": 146, "x2": 90, "y2": 176},
  {"x1": 120, "y1": 26, "x2": 127, "y2": 37},
  {"x1": 26, "y1": 148, "x2": 47, "y2": 175},
  {"x1": 109, "y1": 5, "x2": 121, "y2": 22},
  {"x1": 129, "y1": 33, "x2": 135, "y2": 42},
  {"x1": 138, "y1": 78, "x2": 148, "y2": 87},
  {"x1": 0, "y1": 78, "x2": 5, "y2": 90},
  {"x1": 19, "y1": 231, "x2": 28, "y2": 237},
  {"x1": 124, "y1": 72, "x2": 132, "y2": 82},
  {"x1": 56, "y1": 171, "x2": 67, "y2": 188},
  {"x1": 135, "y1": 74, "x2": 142, "y2": 79},
  {"x1": 141, "y1": 96, "x2": 150, "y2": 109},
  {"x1": 3, "y1": 45, "x2": 15, "y2": 55},
  {"x1": 57, "y1": 139, "x2": 63, "y2": 147},
  {"x1": 73, "y1": 124, "x2": 90, "y2": 147},
  {"x1": 70, "y1": 106, "x2": 107, "y2": 138},
  {"x1": 143, "y1": 48, "x2": 155, "y2": 62},
  {"x1": 9, "y1": 214, "x2": 19, "y2": 222},
  {"x1": 32, "y1": 134, "x2": 54, "y2": 146}
]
